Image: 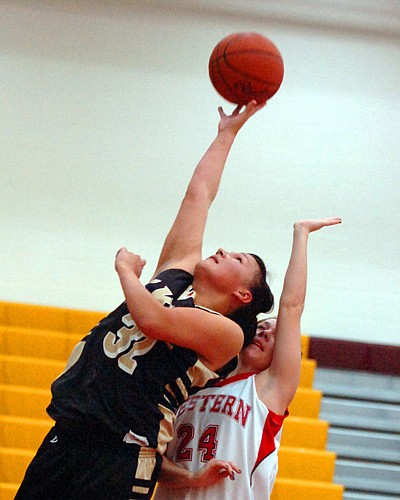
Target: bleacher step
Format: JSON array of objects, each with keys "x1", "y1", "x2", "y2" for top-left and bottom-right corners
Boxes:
[
  {"x1": 278, "y1": 446, "x2": 337, "y2": 482},
  {"x1": 328, "y1": 427, "x2": 400, "y2": 463},
  {"x1": 0, "y1": 384, "x2": 51, "y2": 419},
  {"x1": 282, "y1": 416, "x2": 328, "y2": 450},
  {"x1": 0, "y1": 325, "x2": 82, "y2": 361},
  {"x1": 0, "y1": 415, "x2": 52, "y2": 449},
  {"x1": 271, "y1": 477, "x2": 343, "y2": 500},
  {"x1": 0, "y1": 301, "x2": 104, "y2": 333},
  {"x1": 0, "y1": 447, "x2": 35, "y2": 483},
  {"x1": 289, "y1": 387, "x2": 322, "y2": 419},
  {"x1": 344, "y1": 492, "x2": 400, "y2": 500},
  {"x1": 0, "y1": 482, "x2": 19, "y2": 500},
  {"x1": 319, "y1": 398, "x2": 400, "y2": 433},
  {"x1": 0, "y1": 355, "x2": 64, "y2": 388},
  {"x1": 335, "y1": 458, "x2": 400, "y2": 496},
  {"x1": 314, "y1": 368, "x2": 400, "y2": 404}
]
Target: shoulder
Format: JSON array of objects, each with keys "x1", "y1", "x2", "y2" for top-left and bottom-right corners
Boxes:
[
  {"x1": 147, "y1": 269, "x2": 194, "y2": 293},
  {"x1": 214, "y1": 372, "x2": 256, "y2": 388},
  {"x1": 150, "y1": 268, "x2": 194, "y2": 283},
  {"x1": 255, "y1": 370, "x2": 291, "y2": 416}
]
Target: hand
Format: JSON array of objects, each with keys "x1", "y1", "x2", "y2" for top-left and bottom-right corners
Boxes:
[
  {"x1": 115, "y1": 247, "x2": 146, "y2": 278},
  {"x1": 294, "y1": 217, "x2": 342, "y2": 234},
  {"x1": 217, "y1": 99, "x2": 266, "y2": 135},
  {"x1": 191, "y1": 459, "x2": 241, "y2": 488}
]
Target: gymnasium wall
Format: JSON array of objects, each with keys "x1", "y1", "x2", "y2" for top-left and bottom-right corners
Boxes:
[{"x1": 0, "y1": 0, "x2": 399, "y2": 345}]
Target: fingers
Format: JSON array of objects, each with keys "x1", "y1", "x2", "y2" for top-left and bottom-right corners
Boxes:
[
  {"x1": 218, "y1": 104, "x2": 242, "y2": 118},
  {"x1": 296, "y1": 217, "x2": 342, "y2": 226},
  {"x1": 116, "y1": 247, "x2": 127, "y2": 258},
  {"x1": 245, "y1": 99, "x2": 266, "y2": 114},
  {"x1": 230, "y1": 462, "x2": 241, "y2": 474},
  {"x1": 218, "y1": 99, "x2": 266, "y2": 119},
  {"x1": 236, "y1": 100, "x2": 258, "y2": 117},
  {"x1": 115, "y1": 248, "x2": 146, "y2": 265},
  {"x1": 294, "y1": 217, "x2": 342, "y2": 235},
  {"x1": 213, "y1": 460, "x2": 241, "y2": 480},
  {"x1": 315, "y1": 217, "x2": 342, "y2": 229},
  {"x1": 218, "y1": 106, "x2": 226, "y2": 119},
  {"x1": 325, "y1": 217, "x2": 342, "y2": 226},
  {"x1": 232, "y1": 104, "x2": 243, "y2": 115}
]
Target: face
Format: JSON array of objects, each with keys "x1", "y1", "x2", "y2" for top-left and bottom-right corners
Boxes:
[
  {"x1": 194, "y1": 248, "x2": 260, "y2": 297},
  {"x1": 240, "y1": 318, "x2": 277, "y2": 372}
]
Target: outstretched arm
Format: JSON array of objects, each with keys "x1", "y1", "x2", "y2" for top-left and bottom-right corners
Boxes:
[
  {"x1": 257, "y1": 218, "x2": 341, "y2": 414},
  {"x1": 157, "y1": 456, "x2": 240, "y2": 490},
  {"x1": 154, "y1": 100, "x2": 265, "y2": 277}
]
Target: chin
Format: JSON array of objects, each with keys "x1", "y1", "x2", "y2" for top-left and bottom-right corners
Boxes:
[
  {"x1": 193, "y1": 259, "x2": 207, "y2": 277},
  {"x1": 194, "y1": 259, "x2": 217, "y2": 279}
]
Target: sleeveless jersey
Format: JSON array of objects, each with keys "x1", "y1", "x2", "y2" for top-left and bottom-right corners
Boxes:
[
  {"x1": 155, "y1": 373, "x2": 287, "y2": 500},
  {"x1": 47, "y1": 269, "x2": 218, "y2": 454}
]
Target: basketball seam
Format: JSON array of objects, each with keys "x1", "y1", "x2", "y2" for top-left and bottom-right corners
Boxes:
[
  {"x1": 210, "y1": 55, "x2": 282, "y2": 86},
  {"x1": 213, "y1": 42, "x2": 244, "y2": 103},
  {"x1": 214, "y1": 49, "x2": 281, "y2": 59},
  {"x1": 221, "y1": 42, "x2": 282, "y2": 84}
]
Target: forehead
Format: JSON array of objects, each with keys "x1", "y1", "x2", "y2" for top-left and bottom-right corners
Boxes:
[{"x1": 244, "y1": 253, "x2": 260, "y2": 271}]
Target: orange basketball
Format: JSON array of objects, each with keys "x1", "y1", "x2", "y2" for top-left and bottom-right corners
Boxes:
[{"x1": 208, "y1": 32, "x2": 284, "y2": 105}]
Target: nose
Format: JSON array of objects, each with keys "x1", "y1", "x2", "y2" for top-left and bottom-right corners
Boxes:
[
  {"x1": 216, "y1": 248, "x2": 228, "y2": 258},
  {"x1": 257, "y1": 329, "x2": 268, "y2": 340}
]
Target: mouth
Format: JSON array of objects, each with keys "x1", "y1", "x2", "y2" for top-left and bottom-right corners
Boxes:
[
  {"x1": 209, "y1": 255, "x2": 218, "y2": 263},
  {"x1": 253, "y1": 339, "x2": 264, "y2": 352}
]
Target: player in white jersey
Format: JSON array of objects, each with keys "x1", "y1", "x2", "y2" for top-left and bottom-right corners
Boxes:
[
  {"x1": 157, "y1": 371, "x2": 286, "y2": 499},
  {"x1": 155, "y1": 217, "x2": 342, "y2": 499}
]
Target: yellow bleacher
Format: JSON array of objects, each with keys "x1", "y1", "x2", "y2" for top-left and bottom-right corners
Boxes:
[{"x1": 0, "y1": 301, "x2": 343, "y2": 499}]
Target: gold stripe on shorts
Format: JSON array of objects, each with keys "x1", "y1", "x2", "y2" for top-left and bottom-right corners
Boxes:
[{"x1": 131, "y1": 447, "x2": 157, "y2": 495}]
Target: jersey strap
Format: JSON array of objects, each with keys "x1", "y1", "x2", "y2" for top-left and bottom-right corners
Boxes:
[{"x1": 214, "y1": 371, "x2": 257, "y2": 387}]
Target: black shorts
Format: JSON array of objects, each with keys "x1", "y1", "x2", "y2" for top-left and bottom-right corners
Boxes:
[{"x1": 15, "y1": 425, "x2": 162, "y2": 500}]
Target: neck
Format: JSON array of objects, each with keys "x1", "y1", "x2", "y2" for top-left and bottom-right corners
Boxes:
[
  {"x1": 192, "y1": 280, "x2": 231, "y2": 315},
  {"x1": 230, "y1": 355, "x2": 258, "y2": 377}
]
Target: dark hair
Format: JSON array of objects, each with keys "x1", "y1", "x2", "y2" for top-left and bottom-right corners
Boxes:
[
  {"x1": 227, "y1": 253, "x2": 274, "y2": 349},
  {"x1": 216, "y1": 355, "x2": 238, "y2": 378}
]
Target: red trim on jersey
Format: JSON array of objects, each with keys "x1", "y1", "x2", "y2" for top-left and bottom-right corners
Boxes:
[
  {"x1": 214, "y1": 372, "x2": 257, "y2": 387},
  {"x1": 250, "y1": 408, "x2": 288, "y2": 484}
]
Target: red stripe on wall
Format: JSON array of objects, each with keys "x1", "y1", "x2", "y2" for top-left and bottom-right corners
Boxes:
[{"x1": 308, "y1": 337, "x2": 400, "y2": 376}]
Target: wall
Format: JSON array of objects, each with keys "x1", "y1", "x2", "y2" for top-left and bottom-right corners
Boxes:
[{"x1": 0, "y1": 0, "x2": 399, "y2": 344}]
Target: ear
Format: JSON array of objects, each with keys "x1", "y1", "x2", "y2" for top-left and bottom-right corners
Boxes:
[{"x1": 233, "y1": 289, "x2": 253, "y2": 305}]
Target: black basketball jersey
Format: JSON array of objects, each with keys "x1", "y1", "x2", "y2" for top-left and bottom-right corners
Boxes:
[{"x1": 47, "y1": 269, "x2": 218, "y2": 453}]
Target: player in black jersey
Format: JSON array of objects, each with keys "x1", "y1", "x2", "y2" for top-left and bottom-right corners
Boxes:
[{"x1": 16, "y1": 101, "x2": 274, "y2": 500}]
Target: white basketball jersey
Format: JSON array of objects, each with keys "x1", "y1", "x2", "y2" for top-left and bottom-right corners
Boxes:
[{"x1": 155, "y1": 372, "x2": 287, "y2": 500}]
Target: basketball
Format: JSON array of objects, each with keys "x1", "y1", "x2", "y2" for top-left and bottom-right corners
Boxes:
[{"x1": 208, "y1": 32, "x2": 284, "y2": 105}]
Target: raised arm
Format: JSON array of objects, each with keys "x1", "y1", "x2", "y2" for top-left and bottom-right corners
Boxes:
[
  {"x1": 114, "y1": 247, "x2": 244, "y2": 370},
  {"x1": 257, "y1": 218, "x2": 341, "y2": 414},
  {"x1": 154, "y1": 100, "x2": 265, "y2": 277}
]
